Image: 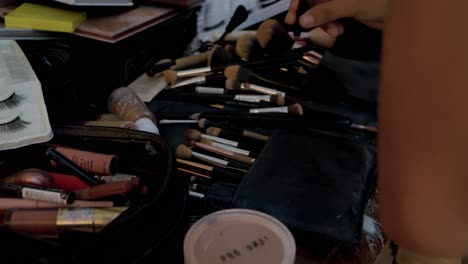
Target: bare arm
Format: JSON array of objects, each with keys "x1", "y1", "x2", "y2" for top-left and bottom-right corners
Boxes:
[{"x1": 379, "y1": 0, "x2": 468, "y2": 256}]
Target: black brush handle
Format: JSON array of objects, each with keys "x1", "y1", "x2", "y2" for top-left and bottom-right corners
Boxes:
[
  {"x1": 227, "y1": 159, "x2": 250, "y2": 171},
  {"x1": 218, "y1": 5, "x2": 249, "y2": 44},
  {"x1": 212, "y1": 167, "x2": 244, "y2": 183}
]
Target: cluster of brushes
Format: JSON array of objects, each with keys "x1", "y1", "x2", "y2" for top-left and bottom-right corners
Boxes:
[
  {"x1": 175, "y1": 120, "x2": 270, "y2": 198},
  {"x1": 145, "y1": 18, "x2": 324, "y2": 117}
]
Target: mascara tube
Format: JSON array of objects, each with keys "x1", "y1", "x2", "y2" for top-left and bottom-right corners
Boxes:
[{"x1": 0, "y1": 182, "x2": 75, "y2": 205}]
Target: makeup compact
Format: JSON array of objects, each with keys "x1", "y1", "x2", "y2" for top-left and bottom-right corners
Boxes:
[{"x1": 184, "y1": 209, "x2": 296, "y2": 264}]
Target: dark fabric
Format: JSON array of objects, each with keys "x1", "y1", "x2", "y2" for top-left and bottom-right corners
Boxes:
[{"x1": 233, "y1": 127, "x2": 376, "y2": 245}]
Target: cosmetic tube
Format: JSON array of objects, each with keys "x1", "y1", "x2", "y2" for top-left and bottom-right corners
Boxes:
[
  {"x1": 108, "y1": 87, "x2": 159, "y2": 134},
  {"x1": 0, "y1": 207, "x2": 127, "y2": 238}
]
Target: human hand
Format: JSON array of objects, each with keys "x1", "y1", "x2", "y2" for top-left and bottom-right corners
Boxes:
[{"x1": 285, "y1": 0, "x2": 386, "y2": 47}]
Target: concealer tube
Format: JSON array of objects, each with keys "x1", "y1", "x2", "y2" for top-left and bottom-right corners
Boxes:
[
  {"x1": 50, "y1": 146, "x2": 119, "y2": 176},
  {"x1": 0, "y1": 198, "x2": 113, "y2": 209},
  {"x1": 0, "y1": 207, "x2": 127, "y2": 238},
  {"x1": 108, "y1": 87, "x2": 160, "y2": 134}
]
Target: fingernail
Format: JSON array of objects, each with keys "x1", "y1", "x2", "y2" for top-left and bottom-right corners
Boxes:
[{"x1": 300, "y1": 15, "x2": 315, "y2": 27}]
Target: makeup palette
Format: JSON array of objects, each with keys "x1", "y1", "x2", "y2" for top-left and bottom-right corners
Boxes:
[{"x1": 0, "y1": 40, "x2": 52, "y2": 150}]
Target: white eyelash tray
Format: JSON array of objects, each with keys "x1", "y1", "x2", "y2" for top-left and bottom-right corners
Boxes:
[{"x1": 0, "y1": 40, "x2": 53, "y2": 150}]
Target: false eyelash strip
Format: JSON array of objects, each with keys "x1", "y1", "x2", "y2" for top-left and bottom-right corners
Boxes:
[
  {"x1": 0, "y1": 117, "x2": 30, "y2": 134},
  {"x1": 0, "y1": 93, "x2": 25, "y2": 110}
]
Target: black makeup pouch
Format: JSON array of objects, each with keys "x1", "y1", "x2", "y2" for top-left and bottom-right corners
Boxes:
[
  {"x1": 231, "y1": 126, "x2": 376, "y2": 246},
  {"x1": 0, "y1": 125, "x2": 187, "y2": 264}
]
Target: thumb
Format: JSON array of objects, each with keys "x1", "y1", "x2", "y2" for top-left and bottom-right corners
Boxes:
[{"x1": 299, "y1": 0, "x2": 355, "y2": 28}]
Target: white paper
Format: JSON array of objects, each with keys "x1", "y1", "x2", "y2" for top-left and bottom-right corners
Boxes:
[{"x1": 0, "y1": 40, "x2": 53, "y2": 150}]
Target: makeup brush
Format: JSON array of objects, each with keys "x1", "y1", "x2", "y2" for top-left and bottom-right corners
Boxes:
[
  {"x1": 205, "y1": 127, "x2": 267, "y2": 146},
  {"x1": 198, "y1": 118, "x2": 269, "y2": 142},
  {"x1": 190, "y1": 175, "x2": 212, "y2": 185},
  {"x1": 247, "y1": 103, "x2": 304, "y2": 115},
  {"x1": 190, "y1": 141, "x2": 256, "y2": 165},
  {"x1": 185, "y1": 129, "x2": 262, "y2": 153},
  {"x1": 199, "y1": 138, "x2": 254, "y2": 157},
  {"x1": 232, "y1": 94, "x2": 285, "y2": 106},
  {"x1": 178, "y1": 159, "x2": 244, "y2": 183},
  {"x1": 159, "y1": 119, "x2": 199, "y2": 125},
  {"x1": 166, "y1": 46, "x2": 321, "y2": 81},
  {"x1": 205, "y1": 126, "x2": 266, "y2": 147},
  {"x1": 177, "y1": 145, "x2": 249, "y2": 172},
  {"x1": 157, "y1": 92, "x2": 269, "y2": 109},
  {"x1": 212, "y1": 102, "x2": 303, "y2": 116},
  {"x1": 257, "y1": 19, "x2": 295, "y2": 55},
  {"x1": 225, "y1": 79, "x2": 285, "y2": 96},
  {"x1": 225, "y1": 66, "x2": 298, "y2": 93},
  {"x1": 163, "y1": 71, "x2": 223, "y2": 88},
  {"x1": 235, "y1": 32, "x2": 264, "y2": 61},
  {"x1": 190, "y1": 183, "x2": 210, "y2": 194},
  {"x1": 195, "y1": 86, "x2": 225, "y2": 94},
  {"x1": 147, "y1": 45, "x2": 230, "y2": 77},
  {"x1": 178, "y1": 167, "x2": 211, "y2": 179},
  {"x1": 216, "y1": 5, "x2": 249, "y2": 45}
]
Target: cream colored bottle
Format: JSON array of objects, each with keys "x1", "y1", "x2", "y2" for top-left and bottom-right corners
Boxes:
[{"x1": 108, "y1": 87, "x2": 159, "y2": 134}]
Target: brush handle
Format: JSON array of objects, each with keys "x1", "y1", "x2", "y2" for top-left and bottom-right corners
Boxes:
[
  {"x1": 227, "y1": 160, "x2": 250, "y2": 171},
  {"x1": 216, "y1": 130, "x2": 265, "y2": 148},
  {"x1": 211, "y1": 167, "x2": 244, "y2": 183}
]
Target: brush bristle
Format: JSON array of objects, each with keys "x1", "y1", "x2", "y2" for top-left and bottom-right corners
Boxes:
[
  {"x1": 271, "y1": 94, "x2": 285, "y2": 106},
  {"x1": 206, "y1": 127, "x2": 222, "y2": 137},
  {"x1": 225, "y1": 78, "x2": 242, "y2": 90},
  {"x1": 257, "y1": 19, "x2": 294, "y2": 55},
  {"x1": 224, "y1": 44, "x2": 239, "y2": 62},
  {"x1": 224, "y1": 65, "x2": 250, "y2": 82},
  {"x1": 176, "y1": 145, "x2": 192, "y2": 159},
  {"x1": 198, "y1": 118, "x2": 209, "y2": 129},
  {"x1": 189, "y1": 140, "x2": 197, "y2": 146},
  {"x1": 200, "y1": 137, "x2": 213, "y2": 145},
  {"x1": 235, "y1": 33, "x2": 264, "y2": 61},
  {"x1": 208, "y1": 45, "x2": 231, "y2": 67},
  {"x1": 162, "y1": 70, "x2": 178, "y2": 85},
  {"x1": 185, "y1": 129, "x2": 202, "y2": 141},
  {"x1": 288, "y1": 103, "x2": 304, "y2": 116}
]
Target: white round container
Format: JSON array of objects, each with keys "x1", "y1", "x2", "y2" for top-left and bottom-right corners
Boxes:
[{"x1": 184, "y1": 209, "x2": 296, "y2": 264}]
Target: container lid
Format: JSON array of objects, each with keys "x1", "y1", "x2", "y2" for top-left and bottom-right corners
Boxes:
[{"x1": 184, "y1": 209, "x2": 296, "y2": 264}]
